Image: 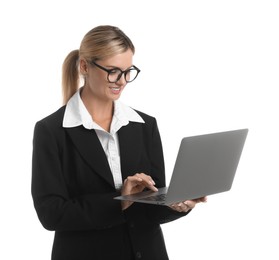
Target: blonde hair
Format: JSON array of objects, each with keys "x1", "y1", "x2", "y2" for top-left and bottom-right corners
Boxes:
[{"x1": 62, "y1": 25, "x2": 135, "y2": 104}]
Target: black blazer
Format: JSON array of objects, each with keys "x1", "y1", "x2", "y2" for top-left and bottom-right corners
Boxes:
[{"x1": 32, "y1": 106, "x2": 187, "y2": 260}]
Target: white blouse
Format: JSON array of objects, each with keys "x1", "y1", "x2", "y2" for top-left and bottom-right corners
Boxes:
[{"x1": 62, "y1": 88, "x2": 145, "y2": 190}]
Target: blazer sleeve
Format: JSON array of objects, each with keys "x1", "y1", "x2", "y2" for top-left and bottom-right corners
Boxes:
[{"x1": 31, "y1": 120, "x2": 125, "y2": 232}]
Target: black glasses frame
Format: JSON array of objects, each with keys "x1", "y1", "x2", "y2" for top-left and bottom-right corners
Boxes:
[{"x1": 89, "y1": 61, "x2": 141, "y2": 83}]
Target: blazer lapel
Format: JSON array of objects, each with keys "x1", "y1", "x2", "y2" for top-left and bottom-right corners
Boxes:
[
  {"x1": 65, "y1": 126, "x2": 115, "y2": 188},
  {"x1": 118, "y1": 122, "x2": 143, "y2": 180}
]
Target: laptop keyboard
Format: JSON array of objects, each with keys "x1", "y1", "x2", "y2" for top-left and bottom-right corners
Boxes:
[{"x1": 141, "y1": 193, "x2": 166, "y2": 202}]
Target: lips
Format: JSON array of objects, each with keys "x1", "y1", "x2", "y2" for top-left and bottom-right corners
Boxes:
[{"x1": 109, "y1": 86, "x2": 122, "y2": 95}]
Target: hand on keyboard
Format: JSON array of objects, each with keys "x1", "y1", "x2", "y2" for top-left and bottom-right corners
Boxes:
[{"x1": 121, "y1": 173, "x2": 158, "y2": 210}]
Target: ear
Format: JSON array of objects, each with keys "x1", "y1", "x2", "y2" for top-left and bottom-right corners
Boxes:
[{"x1": 80, "y1": 59, "x2": 88, "y2": 75}]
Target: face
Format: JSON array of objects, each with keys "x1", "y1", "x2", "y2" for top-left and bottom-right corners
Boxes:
[{"x1": 81, "y1": 49, "x2": 134, "y2": 102}]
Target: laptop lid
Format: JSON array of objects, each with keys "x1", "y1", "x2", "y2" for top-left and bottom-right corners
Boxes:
[{"x1": 164, "y1": 128, "x2": 248, "y2": 204}]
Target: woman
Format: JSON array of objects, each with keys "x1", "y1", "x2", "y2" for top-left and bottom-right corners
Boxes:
[{"x1": 32, "y1": 25, "x2": 206, "y2": 260}]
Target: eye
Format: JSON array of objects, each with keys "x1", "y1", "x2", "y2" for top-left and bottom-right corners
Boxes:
[
  {"x1": 109, "y1": 68, "x2": 122, "y2": 75},
  {"x1": 109, "y1": 69, "x2": 121, "y2": 75}
]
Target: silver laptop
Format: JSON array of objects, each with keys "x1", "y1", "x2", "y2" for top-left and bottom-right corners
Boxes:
[{"x1": 114, "y1": 129, "x2": 248, "y2": 206}]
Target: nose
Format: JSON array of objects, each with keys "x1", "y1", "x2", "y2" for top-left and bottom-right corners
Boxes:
[{"x1": 116, "y1": 73, "x2": 126, "y2": 85}]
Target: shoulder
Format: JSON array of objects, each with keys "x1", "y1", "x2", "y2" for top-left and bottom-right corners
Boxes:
[
  {"x1": 133, "y1": 109, "x2": 157, "y2": 125},
  {"x1": 34, "y1": 106, "x2": 66, "y2": 139},
  {"x1": 36, "y1": 106, "x2": 66, "y2": 128},
  {"x1": 131, "y1": 109, "x2": 161, "y2": 136}
]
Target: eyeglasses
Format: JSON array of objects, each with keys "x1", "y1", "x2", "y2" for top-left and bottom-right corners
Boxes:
[{"x1": 89, "y1": 61, "x2": 141, "y2": 83}]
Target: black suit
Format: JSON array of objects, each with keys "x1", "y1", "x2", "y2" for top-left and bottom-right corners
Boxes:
[{"x1": 32, "y1": 106, "x2": 187, "y2": 260}]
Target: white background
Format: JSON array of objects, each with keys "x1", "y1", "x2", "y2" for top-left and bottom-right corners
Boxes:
[{"x1": 1, "y1": 0, "x2": 278, "y2": 259}]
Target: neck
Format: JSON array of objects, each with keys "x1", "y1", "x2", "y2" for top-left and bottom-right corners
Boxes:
[{"x1": 81, "y1": 87, "x2": 114, "y2": 131}]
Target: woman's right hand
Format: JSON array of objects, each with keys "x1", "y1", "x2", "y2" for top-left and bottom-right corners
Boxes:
[{"x1": 121, "y1": 173, "x2": 158, "y2": 210}]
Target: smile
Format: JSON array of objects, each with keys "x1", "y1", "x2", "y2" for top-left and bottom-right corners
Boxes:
[{"x1": 109, "y1": 86, "x2": 122, "y2": 94}]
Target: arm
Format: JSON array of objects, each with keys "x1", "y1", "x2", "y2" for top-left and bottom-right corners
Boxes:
[{"x1": 31, "y1": 120, "x2": 125, "y2": 232}]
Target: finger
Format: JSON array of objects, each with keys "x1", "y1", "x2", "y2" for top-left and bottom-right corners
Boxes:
[
  {"x1": 169, "y1": 204, "x2": 181, "y2": 212},
  {"x1": 183, "y1": 201, "x2": 195, "y2": 209},
  {"x1": 183, "y1": 196, "x2": 207, "y2": 207},
  {"x1": 193, "y1": 196, "x2": 207, "y2": 203},
  {"x1": 147, "y1": 184, "x2": 158, "y2": 192},
  {"x1": 134, "y1": 173, "x2": 158, "y2": 191},
  {"x1": 200, "y1": 196, "x2": 208, "y2": 202},
  {"x1": 125, "y1": 176, "x2": 157, "y2": 193},
  {"x1": 177, "y1": 203, "x2": 188, "y2": 212},
  {"x1": 126, "y1": 175, "x2": 143, "y2": 184},
  {"x1": 135, "y1": 173, "x2": 156, "y2": 186},
  {"x1": 183, "y1": 200, "x2": 196, "y2": 209},
  {"x1": 169, "y1": 202, "x2": 190, "y2": 212}
]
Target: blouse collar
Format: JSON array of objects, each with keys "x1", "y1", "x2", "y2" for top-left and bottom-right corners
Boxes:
[{"x1": 62, "y1": 88, "x2": 145, "y2": 133}]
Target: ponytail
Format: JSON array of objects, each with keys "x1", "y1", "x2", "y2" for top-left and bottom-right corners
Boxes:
[{"x1": 62, "y1": 50, "x2": 79, "y2": 105}]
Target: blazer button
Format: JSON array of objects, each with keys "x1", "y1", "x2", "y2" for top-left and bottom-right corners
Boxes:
[
  {"x1": 136, "y1": 252, "x2": 142, "y2": 259},
  {"x1": 129, "y1": 222, "x2": 135, "y2": 228}
]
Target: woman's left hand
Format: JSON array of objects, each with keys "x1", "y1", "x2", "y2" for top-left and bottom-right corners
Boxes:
[{"x1": 168, "y1": 196, "x2": 207, "y2": 213}]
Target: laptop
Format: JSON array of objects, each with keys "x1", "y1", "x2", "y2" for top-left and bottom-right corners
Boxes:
[{"x1": 114, "y1": 129, "x2": 248, "y2": 205}]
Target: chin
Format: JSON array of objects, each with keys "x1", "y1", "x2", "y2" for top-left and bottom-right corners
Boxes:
[{"x1": 111, "y1": 95, "x2": 122, "y2": 101}]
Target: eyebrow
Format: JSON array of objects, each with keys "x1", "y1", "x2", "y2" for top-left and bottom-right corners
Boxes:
[{"x1": 105, "y1": 65, "x2": 134, "y2": 70}]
